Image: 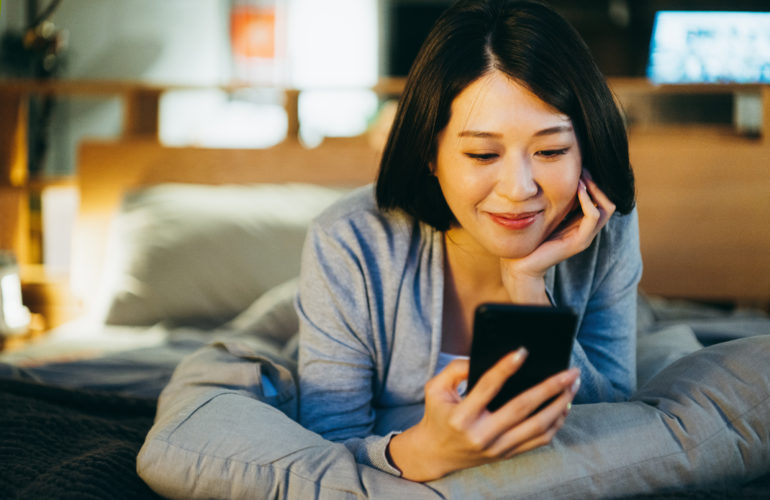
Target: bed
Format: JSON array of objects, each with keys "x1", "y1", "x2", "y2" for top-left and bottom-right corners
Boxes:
[{"x1": 1, "y1": 131, "x2": 769, "y2": 499}]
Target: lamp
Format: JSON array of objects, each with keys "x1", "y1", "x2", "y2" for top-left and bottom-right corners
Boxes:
[{"x1": 0, "y1": 251, "x2": 31, "y2": 337}]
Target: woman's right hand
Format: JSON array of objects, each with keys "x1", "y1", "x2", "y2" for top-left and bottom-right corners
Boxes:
[{"x1": 387, "y1": 349, "x2": 581, "y2": 482}]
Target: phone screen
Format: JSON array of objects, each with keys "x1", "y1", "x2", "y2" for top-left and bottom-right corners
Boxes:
[{"x1": 467, "y1": 303, "x2": 577, "y2": 412}]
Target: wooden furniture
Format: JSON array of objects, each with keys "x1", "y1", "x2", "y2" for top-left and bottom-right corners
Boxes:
[
  {"x1": 612, "y1": 80, "x2": 770, "y2": 307},
  {"x1": 71, "y1": 137, "x2": 381, "y2": 310},
  {"x1": 1, "y1": 78, "x2": 769, "y2": 321}
]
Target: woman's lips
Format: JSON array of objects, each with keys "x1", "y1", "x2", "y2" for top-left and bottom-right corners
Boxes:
[{"x1": 487, "y1": 210, "x2": 542, "y2": 230}]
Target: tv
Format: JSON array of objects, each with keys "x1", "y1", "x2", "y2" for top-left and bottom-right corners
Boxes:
[{"x1": 647, "y1": 11, "x2": 770, "y2": 84}]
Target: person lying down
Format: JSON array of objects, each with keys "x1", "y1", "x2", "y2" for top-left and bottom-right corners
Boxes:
[{"x1": 138, "y1": 1, "x2": 770, "y2": 498}]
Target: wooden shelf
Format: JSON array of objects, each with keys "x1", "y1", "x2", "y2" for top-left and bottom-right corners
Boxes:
[{"x1": 1, "y1": 77, "x2": 769, "y2": 306}]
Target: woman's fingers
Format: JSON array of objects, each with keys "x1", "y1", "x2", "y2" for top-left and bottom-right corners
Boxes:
[
  {"x1": 501, "y1": 412, "x2": 566, "y2": 458},
  {"x1": 491, "y1": 367, "x2": 579, "y2": 425},
  {"x1": 571, "y1": 174, "x2": 615, "y2": 248},
  {"x1": 581, "y1": 172, "x2": 616, "y2": 223},
  {"x1": 487, "y1": 371, "x2": 579, "y2": 456},
  {"x1": 425, "y1": 358, "x2": 470, "y2": 404},
  {"x1": 461, "y1": 348, "x2": 528, "y2": 416},
  {"x1": 464, "y1": 365, "x2": 580, "y2": 453}
]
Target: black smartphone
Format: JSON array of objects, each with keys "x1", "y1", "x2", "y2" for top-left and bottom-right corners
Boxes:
[{"x1": 467, "y1": 303, "x2": 578, "y2": 412}]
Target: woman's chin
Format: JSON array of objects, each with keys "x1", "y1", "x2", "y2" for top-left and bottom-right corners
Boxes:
[{"x1": 492, "y1": 242, "x2": 540, "y2": 260}]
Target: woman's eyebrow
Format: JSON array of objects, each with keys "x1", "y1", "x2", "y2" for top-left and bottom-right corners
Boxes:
[
  {"x1": 457, "y1": 130, "x2": 502, "y2": 138},
  {"x1": 533, "y1": 125, "x2": 573, "y2": 136},
  {"x1": 457, "y1": 125, "x2": 573, "y2": 138}
]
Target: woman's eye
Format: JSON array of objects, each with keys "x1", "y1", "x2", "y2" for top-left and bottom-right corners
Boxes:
[
  {"x1": 465, "y1": 153, "x2": 498, "y2": 161},
  {"x1": 536, "y1": 148, "x2": 570, "y2": 159}
]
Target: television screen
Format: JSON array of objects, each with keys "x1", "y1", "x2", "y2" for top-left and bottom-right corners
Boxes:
[{"x1": 647, "y1": 11, "x2": 770, "y2": 84}]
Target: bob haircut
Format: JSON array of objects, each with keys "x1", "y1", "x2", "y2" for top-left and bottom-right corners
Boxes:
[{"x1": 376, "y1": 0, "x2": 635, "y2": 231}]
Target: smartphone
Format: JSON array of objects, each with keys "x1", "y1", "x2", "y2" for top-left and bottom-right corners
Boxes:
[{"x1": 467, "y1": 303, "x2": 578, "y2": 412}]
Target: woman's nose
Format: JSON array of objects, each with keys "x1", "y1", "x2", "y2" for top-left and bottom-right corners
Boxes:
[{"x1": 496, "y1": 154, "x2": 539, "y2": 201}]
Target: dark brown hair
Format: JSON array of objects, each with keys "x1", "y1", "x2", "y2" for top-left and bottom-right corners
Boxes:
[{"x1": 376, "y1": 0, "x2": 634, "y2": 231}]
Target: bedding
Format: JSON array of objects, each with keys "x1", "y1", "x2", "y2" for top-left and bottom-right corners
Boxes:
[
  {"x1": 138, "y1": 332, "x2": 770, "y2": 500},
  {"x1": 96, "y1": 183, "x2": 347, "y2": 326},
  {"x1": 0, "y1": 378, "x2": 161, "y2": 500},
  {"x1": 1, "y1": 181, "x2": 769, "y2": 499}
]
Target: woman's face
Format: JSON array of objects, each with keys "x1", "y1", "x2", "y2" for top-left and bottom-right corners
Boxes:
[{"x1": 434, "y1": 70, "x2": 582, "y2": 259}]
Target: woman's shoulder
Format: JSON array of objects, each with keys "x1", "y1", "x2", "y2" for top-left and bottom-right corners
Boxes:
[
  {"x1": 601, "y1": 206, "x2": 640, "y2": 252},
  {"x1": 312, "y1": 184, "x2": 419, "y2": 240},
  {"x1": 557, "y1": 207, "x2": 641, "y2": 283},
  {"x1": 307, "y1": 184, "x2": 436, "y2": 272},
  {"x1": 313, "y1": 184, "x2": 380, "y2": 224}
]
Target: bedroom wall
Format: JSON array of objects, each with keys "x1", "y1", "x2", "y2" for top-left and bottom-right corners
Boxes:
[
  {"x1": 0, "y1": 0, "x2": 231, "y2": 270},
  {"x1": 2, "y1": 0, "x2": 380, "y2": 175},
  {"x1": 21, "y1": 0, "x2": 231, "y2": 177}
]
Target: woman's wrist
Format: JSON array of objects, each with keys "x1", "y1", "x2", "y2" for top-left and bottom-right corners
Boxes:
[
  {"x1": 387, "y1": 424, "x2": 447, "y2": 482},
  {"x1": 502, "y1": 273, "x2": 550, "y2": 305}
]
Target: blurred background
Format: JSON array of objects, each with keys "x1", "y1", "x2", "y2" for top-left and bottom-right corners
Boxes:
[
  {"x1": 1, "y1": 0, "x2": 767, "y2": 178},
  {"x1": 0, "y1": 0, "x2": 768, "y2": 289}
]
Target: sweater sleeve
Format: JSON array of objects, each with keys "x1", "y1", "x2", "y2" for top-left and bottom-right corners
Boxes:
[
  {"x1": 296, "y1": 218, "x2": 402, "y2": 476},
  {"x1": 570, "y1": 209, "x2": 642, "y2": 403}
]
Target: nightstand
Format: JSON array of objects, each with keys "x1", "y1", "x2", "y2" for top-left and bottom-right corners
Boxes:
[
  {"x1": 20, "y1": 265, "x2": 82, "y2": 330},
  {"x1": 0, "y1": 265, "x2": 82, "y2": 351}
]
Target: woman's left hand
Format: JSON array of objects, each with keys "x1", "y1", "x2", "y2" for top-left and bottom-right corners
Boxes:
[{"x1": 500, "y1": 171, "x2": 615, "y2": 303}]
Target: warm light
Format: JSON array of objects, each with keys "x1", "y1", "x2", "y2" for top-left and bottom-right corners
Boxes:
[
  {"x1": 0, "y1": 253, "x2": 30, "y2": 336},
  {"x1": 1, "y1": 274, "x2": 27, "y2": 330}
]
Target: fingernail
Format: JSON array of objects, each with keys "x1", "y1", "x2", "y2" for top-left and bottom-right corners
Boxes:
[
  {"x1": 571, "y1": 376, "x2": 581, "y2": 394},
  {"x1": 512, "y1": 347, "x2": 528, "y2": 364}
]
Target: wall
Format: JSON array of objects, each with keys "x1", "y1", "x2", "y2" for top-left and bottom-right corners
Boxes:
[{"x1": 1, "y1": 0, "x2": 230, "y2": 176}]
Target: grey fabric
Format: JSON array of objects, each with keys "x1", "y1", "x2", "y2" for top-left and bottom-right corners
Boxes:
[
  {"x1": 297, "y1": 185, "x2": 641, "y2": 473},
  {"x1": 225, "y1": 277, "x2": 300, "y2": 346},
  {"x1": 138, "y1": 335, "x2": 770, "y2": 499},
  {"x1": 138, "y1": 339, "x2": 439, "y2": 500},
  {"x1": 99, "y1": 183, "x2": 345, "y2": 326},
  {"x1": 636, "y1": 324, "x2": 703, "y2": 387},
  {"x1": 638, "y1": 292, "x2": 770, "y2": 345},
  {"x1": 432, "y1": 335, "x2": 770, "y2": 498}
]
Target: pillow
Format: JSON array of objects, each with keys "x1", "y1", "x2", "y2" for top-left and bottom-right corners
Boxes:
[
  {"x1": 636, "y1": 324, "x2": 703, "y2": 387},
  {"x1": 139, "y1": 339, "x2": 436, "y2": 499},
  {"x1": 224, "y1": 277, "x2": 299, "y2": 346},
  {"x1": 97, "y1": 183, "x2": 346, "y2": 326},
  {"x1": 139, "y1": 335, "x2": 770, "y2": 499}
]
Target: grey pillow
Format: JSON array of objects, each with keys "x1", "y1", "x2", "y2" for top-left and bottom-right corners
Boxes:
[
  {"x1": 97, "y1": 184, "x2": 345, "y2": 326},
  {"x1": 138, "y1": 335, "x2": 770, "y2": 499},
  {"x1": 636, "y1": 323, "x2": 703, "y2": 387},
  {"x1": 224, "y1": 277, "x2": 299, "y2": 346}
]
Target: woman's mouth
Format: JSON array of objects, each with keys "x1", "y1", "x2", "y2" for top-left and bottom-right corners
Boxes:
[{"x1": 487, "y1": 210, "x2": 542, "y2": 230}]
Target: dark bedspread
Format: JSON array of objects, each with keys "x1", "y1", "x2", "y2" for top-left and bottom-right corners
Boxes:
[
  {"x1": 0, "y1": 374, "x2": 767, "y2": 500},
  {"x1": 0, "y1": 378, "x2": 161, "y2": 500}
]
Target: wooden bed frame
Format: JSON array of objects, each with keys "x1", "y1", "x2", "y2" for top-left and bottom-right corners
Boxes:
[
  {"x1": 71, "y1": 136, "x2": 381, "y2": 309},
  {"x1": 71, "y1": 92, "x2": 770, "y2": 313}
]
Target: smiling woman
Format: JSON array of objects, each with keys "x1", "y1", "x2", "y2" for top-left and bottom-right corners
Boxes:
[
  {"x1": 434, "y1": 72, "x2": 582, "y2": 262},
  {"x1": 296, "y1": 0, "x2": 640, "y2": 483}
]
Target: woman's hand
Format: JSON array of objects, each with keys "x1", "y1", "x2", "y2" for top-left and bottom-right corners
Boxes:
[
  {"x1": 387, "y1": 350, "x2": 581, "y2": 482},
  {"x1": 500, "y1": 170, "x2": 616, "y2": 303}
]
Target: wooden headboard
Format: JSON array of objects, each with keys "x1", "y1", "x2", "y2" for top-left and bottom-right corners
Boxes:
[
  {"x1": 72, "y1": 104, "x2": 770, "y2": 312},
  {"x1": 71, "y1": 137, "x2": 380, "y2": 308},
  {"x1": 631, "y1": 129, "x2": 770, "y2": 308}
]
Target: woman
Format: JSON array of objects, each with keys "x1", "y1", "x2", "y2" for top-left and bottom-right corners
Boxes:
[{"x1": 297, "y1": 0, "x2": 640, "y2": 482}]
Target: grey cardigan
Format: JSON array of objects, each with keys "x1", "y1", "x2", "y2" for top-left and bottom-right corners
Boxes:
[{"x1": 297, "y1": 185, "x2": 642, "y2": 474}]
